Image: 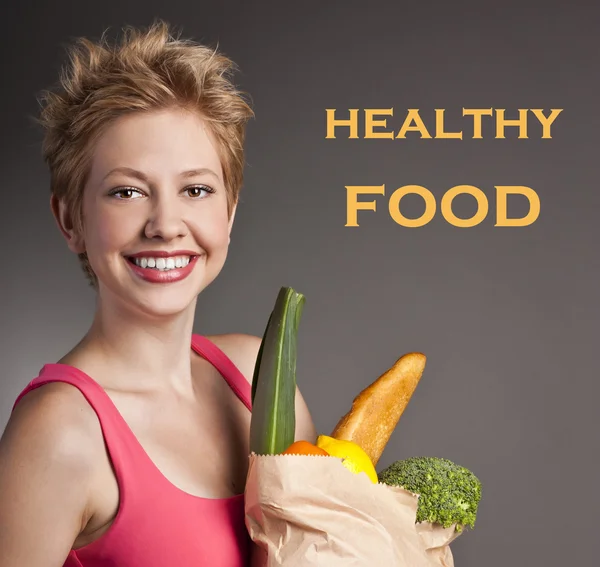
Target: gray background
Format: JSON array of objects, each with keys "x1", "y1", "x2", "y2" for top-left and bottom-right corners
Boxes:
[{"x1": 1, "y1": 1, "x2": 598, "y2": 566}]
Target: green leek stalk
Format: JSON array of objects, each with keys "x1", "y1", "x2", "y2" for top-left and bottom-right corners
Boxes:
[{"x1": 249, "y1": 286, "x2": 305, "y2": 455}]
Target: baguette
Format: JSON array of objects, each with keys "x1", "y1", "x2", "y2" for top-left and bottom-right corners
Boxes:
[{"x1": 331, "y1": 352, "x2": 426, "y2": 466}]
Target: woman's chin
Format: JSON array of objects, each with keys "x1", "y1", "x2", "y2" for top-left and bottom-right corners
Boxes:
[
  {"x1": 130, "y1": 294, "x2": 199, "y2": 320},
  {"x1": 98, "y1": 278, "x2": 202, "y2": 320},
  {"x1": 95, "y1": 261, "x2": 218, "y2": 319}
]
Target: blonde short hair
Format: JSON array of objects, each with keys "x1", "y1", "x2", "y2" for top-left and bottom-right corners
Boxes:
[{"x1": 38, "y1": 20, "x2": 254, "y2": 286}]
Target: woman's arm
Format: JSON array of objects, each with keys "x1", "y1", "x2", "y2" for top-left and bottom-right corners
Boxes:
[
  {"x1": 209, "y1": 333, "x2": 318, "y2": 443},
  {"x1": 0, "y1": 383, "x2": 99, "y2": 566},
  {"x1": 292, "y1": 386, "x2": 318, "y2": 444}
]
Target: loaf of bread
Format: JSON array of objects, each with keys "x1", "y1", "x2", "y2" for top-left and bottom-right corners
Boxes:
[{"x1": 331, "y1": 352, "x2": 426, "y2": 466}]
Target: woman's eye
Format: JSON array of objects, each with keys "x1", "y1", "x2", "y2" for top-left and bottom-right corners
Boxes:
[
  {"x1": 110, "y1": 187, "x2": 143, "y2": 199},
  {"x1": 186, "y1": 185, "x2": 215, "y2": 198}
]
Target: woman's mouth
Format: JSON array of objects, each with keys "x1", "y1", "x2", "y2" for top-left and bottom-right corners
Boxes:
[
  {"x1": 127, "y1": 255, "x2": 193, "y2": 271},
  {"x1": 125, "y1": 254, "x2": 200, "y2": 283}
]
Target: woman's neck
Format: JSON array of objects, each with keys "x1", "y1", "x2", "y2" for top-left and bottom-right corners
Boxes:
[{"x1": 64, "y1": 294, "x2": 199, "y2": 394}]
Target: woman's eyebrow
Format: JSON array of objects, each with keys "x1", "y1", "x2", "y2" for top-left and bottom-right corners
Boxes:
[
  {"x1": 102, "y1": 166, "x2": 222, "y2": 183},
  {"x1": 180, "y1": 167, "x2": 222, "y2": 181}
]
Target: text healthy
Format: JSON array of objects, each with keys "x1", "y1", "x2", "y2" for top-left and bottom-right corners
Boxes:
[{"x1": 326, "y1": 108, "x2": 562, "y2": 228}]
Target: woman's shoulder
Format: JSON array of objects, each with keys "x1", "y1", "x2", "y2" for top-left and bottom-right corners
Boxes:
[
  {"x1": 200, "y1": 333, "x2": 262, "y2": 386},
  {"x1": 3, "y1": 380, "x2": 106, "y2": 473},
  {"x1": 0, "y1": 381, "x2": 105, "y2": 560},
  {"x1": 201, "y1": 333, "x2": 318, "y2": 442}
]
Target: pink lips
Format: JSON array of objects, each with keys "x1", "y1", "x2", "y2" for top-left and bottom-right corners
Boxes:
[{"x1": 126, "y1": 254, "x2": 200, "y2": 284}]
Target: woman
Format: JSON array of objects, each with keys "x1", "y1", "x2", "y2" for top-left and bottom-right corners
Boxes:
[{"x1": 0, "y1": 20, "x2": 317, "y2": 567}]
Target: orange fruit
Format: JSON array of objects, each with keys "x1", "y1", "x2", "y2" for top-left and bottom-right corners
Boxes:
[{"x1": 282, "y1": 440, "x2": 330, "y2": 456}]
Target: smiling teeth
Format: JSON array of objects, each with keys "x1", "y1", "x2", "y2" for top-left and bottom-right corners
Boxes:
[{"x1": 134, "y1": 256, "x2": 191, "y2": 270}]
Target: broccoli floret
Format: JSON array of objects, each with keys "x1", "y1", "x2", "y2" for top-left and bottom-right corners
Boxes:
[{"x1": 378, "y1": 456, "x2": 482, "y2": 532}]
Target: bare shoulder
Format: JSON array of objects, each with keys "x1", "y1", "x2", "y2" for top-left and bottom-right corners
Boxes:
[
  {"x1": 0, "y1": 382, "x2": 106, "y2": 562},
  {"x1": 2, "y1": 381, "x2": 104, "y2": 476},
  {"x1": 206, "y1": 333, "x2": 317, "y2": 443},
  {"x1": 204, "y1": 333, "x2": 262, "y2": 385}
]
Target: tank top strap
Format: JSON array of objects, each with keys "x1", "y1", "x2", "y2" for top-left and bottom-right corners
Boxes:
[
  {"x1": 191, "y1": 335, "x2": 253, "y2": 412},
  {"x1": 12, "y1": 364, "x2": 147, "y2": 492}
]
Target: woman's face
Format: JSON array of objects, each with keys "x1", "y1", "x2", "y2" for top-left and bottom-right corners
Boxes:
[{"x1": 74, "y1": 107, "x2": 236, "y2": 319}]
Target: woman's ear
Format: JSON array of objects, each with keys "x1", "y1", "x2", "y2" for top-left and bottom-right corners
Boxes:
[{"x1": 50, "y1": 194, "x2": 85, "y2": 254}]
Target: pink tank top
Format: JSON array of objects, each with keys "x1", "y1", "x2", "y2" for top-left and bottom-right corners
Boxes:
[{"x1": 12, "y1": 335, "x2": 253, "y2": 567}]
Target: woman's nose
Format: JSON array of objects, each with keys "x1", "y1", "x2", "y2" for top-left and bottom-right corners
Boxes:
[{"x1": 144, "y1": 197, "x2": 188, "y2": 241}]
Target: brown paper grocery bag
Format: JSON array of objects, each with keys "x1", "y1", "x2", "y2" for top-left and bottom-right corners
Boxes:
[
  {"x1": 244, "y1": 453, "x2": 462, "y2": 567},
  {"x1": 416, "y1": 522, "x2": 462, "y2": 567}
]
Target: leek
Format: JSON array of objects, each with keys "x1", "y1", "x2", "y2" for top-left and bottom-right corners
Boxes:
[{"x1": 249, "y1": 286, "x2": 305, "y2": 455}]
